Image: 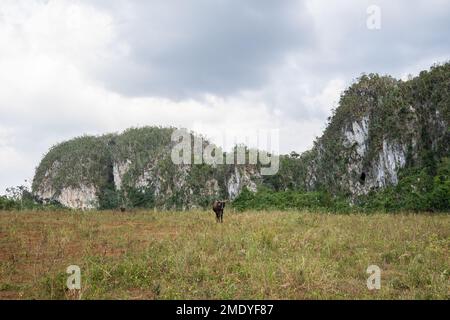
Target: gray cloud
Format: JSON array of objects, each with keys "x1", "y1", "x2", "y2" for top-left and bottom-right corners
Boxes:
[
  {"x1": 90, "y1": 0, "x2": 314, "y2": 98},
  {"x1": 88, "y1": 0, "x2": 450, "y2": 112},
  {"x1": 256, "y1": 0, "x2": 450, "y2": 120},
  {"x1": 297, "y1": 0, "x2": 450, "y2": 79}
]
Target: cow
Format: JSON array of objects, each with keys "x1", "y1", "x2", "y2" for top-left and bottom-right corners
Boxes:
[{"x1": 212, "y1": 200, "x2": 226, "y2": 223}]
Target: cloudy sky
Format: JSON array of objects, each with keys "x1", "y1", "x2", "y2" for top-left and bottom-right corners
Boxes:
[{"x1": 1, "y1": 0, "x2": 449, "y2": 193}]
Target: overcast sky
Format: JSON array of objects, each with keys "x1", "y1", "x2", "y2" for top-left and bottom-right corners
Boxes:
[{"x1": 1, "y1": 0, "x2": 449, "y2": 193}]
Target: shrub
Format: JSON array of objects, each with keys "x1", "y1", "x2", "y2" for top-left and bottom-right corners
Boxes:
[
  {"x1": 232, "y1": 187, "x2": 351, "y2": 212},
  {"x1": 0, "y1": 196, "x2": 18, "y2": 210},
  {"x1": 360, "y1": 158, "x2": 450, "y2": 212}
]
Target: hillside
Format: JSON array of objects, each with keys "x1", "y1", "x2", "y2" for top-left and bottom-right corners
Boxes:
[
  {"x1": 273, "y1": 63, "x2": 449, "y2": 196},
  {"x1": 31, "y1": 63, "x2": 449, "y2": 210},
  {"x1": 32, "y1": 127, "x2": 261, "y2": 210}
]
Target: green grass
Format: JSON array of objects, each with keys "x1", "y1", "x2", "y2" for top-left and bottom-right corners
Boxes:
[{"x1": 0, "y1": 210, "x2": 448, "y2": 299}]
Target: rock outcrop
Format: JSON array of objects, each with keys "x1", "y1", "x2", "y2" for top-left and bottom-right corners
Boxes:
[
  {"x1": 266, "y1": 63, "x2": 449, "y2": 198},
  {"x1": 32, "y1": 128, "x2": 261, "y2": 209},
  {"x1": 32, "y1": 63, "x2": 449, "y2": 209}
]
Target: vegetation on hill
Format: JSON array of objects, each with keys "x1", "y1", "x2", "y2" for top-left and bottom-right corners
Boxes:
[
  {"x1": 234, "y1": 157, "x2": 450, "y2": 213},
  {"x1": 30, "y1": 126, "x2": 262, "y2": 211},
  {"x1": 19, "y1": 62, "x2": 450, "y2": 212},
  {"x1": 262, "y1": 62, "x2": 449, "y2": 197},
  {"x1": 32, "y1": 135, "x2": 114, "y2": 193},
  {"x1": 358, "y1": 157, "x2": 450, "y2": 212},
  {"x1": 251, "y1": 62, "x2": 449, "y2": 212}
]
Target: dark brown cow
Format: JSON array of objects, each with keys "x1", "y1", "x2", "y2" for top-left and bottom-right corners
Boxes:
[{"x1": 212, "y1": 200, "x2": 226, "y2": 223}]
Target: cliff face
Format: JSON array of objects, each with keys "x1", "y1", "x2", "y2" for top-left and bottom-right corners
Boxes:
[
  {"x1": 32, "y1": 128, "x2": 261, "y2": 210},
  {"x1": 32, "y1": 63, "x2": 449, "y2": 209},
  {"x1": 32, "y1": 135, "x2": 113, "y2": 209},
  {"x1": 276, "y1": 63, "x2": 449, "y2": 198}
]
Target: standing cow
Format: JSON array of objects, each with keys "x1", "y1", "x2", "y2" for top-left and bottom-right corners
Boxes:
[{"x1": 212, "y1": 200, "x2": 226, "y2": 223}]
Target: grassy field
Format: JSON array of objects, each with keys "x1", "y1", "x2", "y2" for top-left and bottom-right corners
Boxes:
[{"x1": 0, "y1": 210, "x2": 448, "y2": 299}]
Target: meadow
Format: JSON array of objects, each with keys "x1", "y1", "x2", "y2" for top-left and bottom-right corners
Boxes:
[{"x1": 0, "y1": 210, "x2": 448, "y2": 299}]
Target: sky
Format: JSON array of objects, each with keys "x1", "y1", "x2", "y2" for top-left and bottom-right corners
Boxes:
[{"x1": 1, "y1": 0, "x2": 449, "y2": 193}]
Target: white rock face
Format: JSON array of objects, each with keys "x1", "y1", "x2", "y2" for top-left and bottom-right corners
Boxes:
[
  {"x1": 343, "y1": 116, "x2": 369, "y2": 156},
  {"x1": 339, "y1": 114, "x2": 408, "y2": 196},
  {"x1": 135, "y1": 167, "x2": 154, "y2": 189},
  {"x1": 347, "y1": 161, "x2": 365, "y2": 196},
  {"x1": 227, "y1": 167, "x2": 258, "y2": 200},
  {"x1": 374, "y1": 140, "x2": 406, "y2": 187},
  {"x1": 37, "y1": 183, "x2": 56, "y2": 201},
  {"x1": 342, "y1": 117, "x2": 370, "y2": 196},
  {"x1": 133, "y1": 162, "x2": 191, "y2": 200},
  {"x1": 227, "y1": 170, "x2": 240, "y2": 200},
  {"x1": 35, "y1": 161, "x2": 98, "y2": 209},
  {"x1": 58, "y1": 185, "x2": 98, "y2": 210},
  {"x1": 36, "y1": 161, "x2": 61, "y2": 199},
  {"x1": 347, "y1": 138, "x2": 407, "y2": 196},
  {"x1": 113, "y1": 160, "x2": 131, "y2": 190}
]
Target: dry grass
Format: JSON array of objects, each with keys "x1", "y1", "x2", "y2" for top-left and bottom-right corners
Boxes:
[{"x1": 0, "y1": 210, "x2": 448, "y2": 299}]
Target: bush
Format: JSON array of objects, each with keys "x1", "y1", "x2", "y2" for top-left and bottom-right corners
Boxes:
[
  {"x1": 234, "y1": 158, "x2": 450, "y2": 213},
  {"x1": 428, "y1": 157, "x2": 450, "y2": 210},
  {"x1": 360, "y1": 158, "x2": 450, "y2": 212},
  {"x1": 98, "y1": 187, "x2": 121, "y2": 210},
  {"x1": 0, "y1": 196, "x2": 19, "y2": 210},
  {"x1": 123, "y1": 185, "x2": 155, "y2": 209},
  {"x1": 232, "y1": 187, "x2": 351, "y2": 212},
  {"x1": 1, "y1": 185, "x2": 65, "y2": 211}
]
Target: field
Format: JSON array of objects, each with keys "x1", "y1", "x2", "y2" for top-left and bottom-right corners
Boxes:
[{"x1": 0, "y1": 210, "x2": 448, "y2": 299}]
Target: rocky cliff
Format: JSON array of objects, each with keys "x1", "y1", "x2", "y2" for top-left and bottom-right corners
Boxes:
[
  {"x1": 32, "y1": 127, "x2": 261, "y2": 209},
  {"x1": 270, "y1": 63, "x2": 449, "y2": 198},
  {"x1": 32, "y1": 63, "x2": 449, "y2": 209}
]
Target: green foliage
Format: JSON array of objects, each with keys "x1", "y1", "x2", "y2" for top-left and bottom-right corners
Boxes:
[
  {"x1": 112, "y1": 126, "x2": 175, "y2": 185},
  {"x1": 238, "y1": 157, "x2": 450, "y2": 213},
  {"x1": 232, "y1": 187, "x2": 351, "y2": 213},
  {"x1": 359, "y1": 158, "x2": 450, "y2": 212},
  {"x1": 32, "y1": 126, "x2": 242, "y2": 210},
  {"x1": 282, "y1": 62, "x2": 449, "y2": 196},
  {"x1": 32, "y1": 135, "x2": 114, "y2": 193},
  {"x1": 97, "y1": 187, "x2": 121, "y2": 210},
  {"x1": 257, "y1": 62, "x2": 449, "y2": 212},
  {"x1": 123, "y1": 185, "x2": 155, "y2": 209},
  {"x1": 263, "y1": 154, "x2": 308, "y2": 191},
  {"x1": 1, "y1": 185, "x2": 64, "y2": 211},
  {"x1": 429, "y1": 158, "x2": 450, "y2": 210},
  {"x1": 0, "y1": 196, "x2": 18, "y2": 210},
  {"x1": 29, "y1": 63, "x2": 449, "y2": 212}
]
